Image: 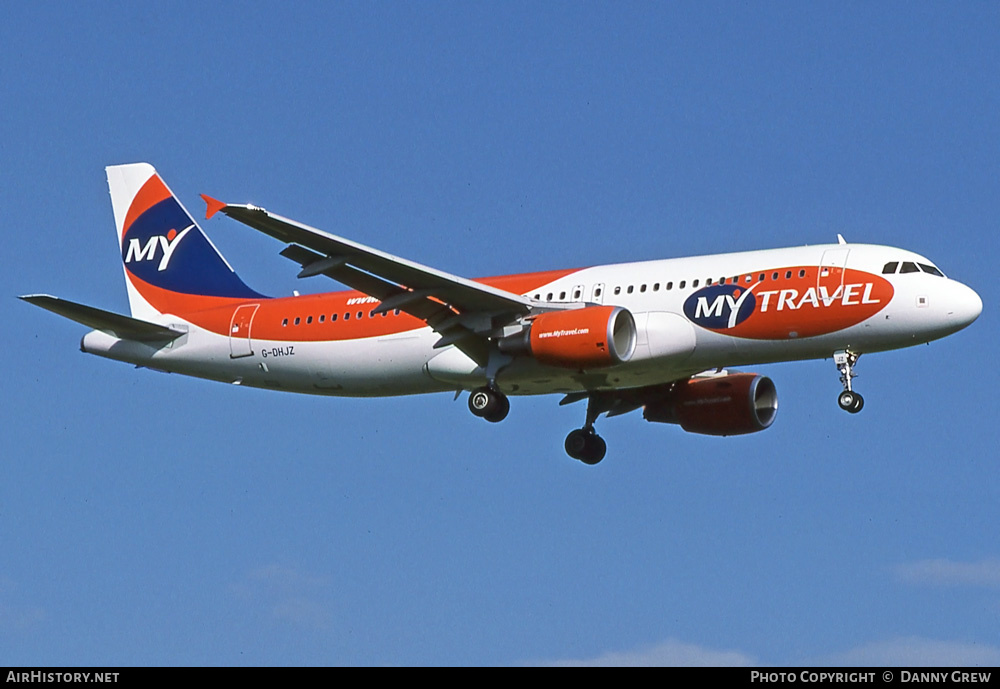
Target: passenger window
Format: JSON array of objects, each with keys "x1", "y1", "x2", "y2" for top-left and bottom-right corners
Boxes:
[
  {"x1": 344, "y1": 312, "x2": 350, "y2": 320},
  {"x1": 559, "y1": 291, "x2": 566, "y2": 300},
  {"x1": 573, "y1": 288, "x2": 582, "y2": 299},
  {"x1": 319, "y1": 315, "x2": 325, "y2": 323},
  {"x1": 294, "y1": 317, "x2": 300, "y2": 325},
  {"x1": 282, "y1": 318, "x2": 288, "y2": 327},
  {"x1": 707, "y1": 278, "x2": 713, "y2": 285},
  {"x1": 546, "y1": 293, "x2": 553, "y2": 301},
  {"x1": 758, "y1": 273, "x2": 765, "y2": 281},
  {"x1": 357, "y1": 311, "x2": 363, "y2": 319},
  {"x1": 614, "y1": 286, "x2": 621, "y2": 295},
  {"x1": 785, "y1": 271, "x2": 792, "y2": 279},
  {"x1": 900, "y1": 262, "x2": 919, "y2": 274},
  {"x1": 772, "y1": 272, "x2": 779, "y2": 280},
  {"x1": 594, "y1": 286, "x2": 603, "y2": 297},
  {"x1": 666, "y1": 282, "x2": 673, "y2": 290},
  {"x1": 306, "y1": 316, "x2": 313, "y2": 324},
  {"x1": 882, "y1": 262, "x2": 899, "y2": 274},
  {"x1": 653, "y1": 283, "x2": 659, "y2": 291},
  {"x1": 679, "y1": 280, "x2": 686, "y2": 289},
  {"x1": 331, "y1": 313, "x2": 337, "y2": 321},
  {"x1": 692, "y1": 279, "x2": 699, "y2": 288},
  {"x1": 627, "y1": 285, "x2": 634, "y2": 294},
  {"x1": 798, "y1": 270, "x2": 806, "y2": 278},
  {"x1": 640, "y1": 284, "x2": 646, "y2": 293},
  {"x1": 394, "y1": 309, "x2": 401, "y2": 316}
]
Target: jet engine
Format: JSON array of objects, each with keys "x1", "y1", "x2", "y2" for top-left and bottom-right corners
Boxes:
[
  {"x1": 643, "y1": 373, "x2": 778, "y2": 436},
  {"x1": 499, "y1": 305, "x2": 636, "y2": 369}
]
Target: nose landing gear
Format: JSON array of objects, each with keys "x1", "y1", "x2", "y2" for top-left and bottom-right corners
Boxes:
[{"x1": 834, "y1": 350, "x2": 864, "y2": 413}]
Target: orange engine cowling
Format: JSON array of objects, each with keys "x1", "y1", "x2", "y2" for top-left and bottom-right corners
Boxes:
[
  {"x1": 643, "y1": 373, "x2": 778, "y2": 436},
  {"x1": 510, "y1": 305, "x2": 636, "y2": 369}
]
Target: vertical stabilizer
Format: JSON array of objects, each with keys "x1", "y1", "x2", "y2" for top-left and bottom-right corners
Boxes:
[{"x1": 106, "y1": 163, "x2": 264, "y2": 320}]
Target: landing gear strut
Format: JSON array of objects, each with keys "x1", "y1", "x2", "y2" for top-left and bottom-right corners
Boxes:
[
  {"x1": 468, "y1": 385, "x2": 509, "y2": 423},
  {"x1": 834, "y1": 350, "x2": 864, "y2": 414},
  {"x1": 564, "y1": 393, "x2": 609, "y2": 464}
]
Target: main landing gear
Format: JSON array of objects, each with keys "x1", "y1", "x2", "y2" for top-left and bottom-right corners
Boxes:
[
  {"x1": 467, "y1": 385, "x2": 608, "y2": 464},
  {"x1": 564, "y1": 393, "x2": 609, "y2": 465},
  {"x1": 565, "y1": 428, "x2": 606, "y2": 465},
  {"x1": 468, "y1": 385, "x2": 509, "y2": 423},
  {"x1": 834, "y1": 350, "x2": 864, "y2": 414}
]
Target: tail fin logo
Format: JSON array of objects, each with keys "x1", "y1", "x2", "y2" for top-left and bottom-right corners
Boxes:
[
  {"x1": 124, "y1": 224, "x2": 194, "y2": 272},
  {"x1": 117, "y1": 172, "x2": 264, "y2": 300}
]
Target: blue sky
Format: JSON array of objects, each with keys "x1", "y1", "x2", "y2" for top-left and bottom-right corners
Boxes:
[{"x1": 2, "y1": 2, "x2": 998, "y2": 666}]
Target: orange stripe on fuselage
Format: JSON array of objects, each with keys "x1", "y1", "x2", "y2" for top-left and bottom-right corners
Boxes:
[
  {"x1": 127, "y1": 272, "x2": 257, "y2": 327},
  {"x1": 478, "y1": 268, "x2": 579, "y2": 298},
  {"x1": 132, "y1": 266, "x2": 581, "y2": 342},
  {"x1": 122, "y1": 175, "x2": 172, "y2": 237}
]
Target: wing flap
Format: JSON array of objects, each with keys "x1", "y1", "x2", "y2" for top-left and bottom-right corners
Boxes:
[{"x1": 276, "y1": 244, "x2": 489, "y2": 364}]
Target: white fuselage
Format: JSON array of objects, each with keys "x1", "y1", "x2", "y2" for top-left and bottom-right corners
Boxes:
[{"x1": 81, "y1": 242, "x2": 982, "y2": 397}]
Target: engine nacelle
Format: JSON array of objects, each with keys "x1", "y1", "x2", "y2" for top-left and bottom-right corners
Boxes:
[
  {"x1": 500, "y1": 305, "x2": 637, "y2": 369},
  {"x1": 643, "y1": 373, "x2": 778, "y2": 436}
]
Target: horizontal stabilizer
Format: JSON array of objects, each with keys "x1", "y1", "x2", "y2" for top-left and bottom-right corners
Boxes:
[{"x1": 20, "y1": 295, "x2": 184, "y2": 342}]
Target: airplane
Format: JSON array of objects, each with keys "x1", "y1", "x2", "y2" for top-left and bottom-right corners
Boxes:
[{"x1": 21, "y1": 163, "x2": 982, "y2": 464}]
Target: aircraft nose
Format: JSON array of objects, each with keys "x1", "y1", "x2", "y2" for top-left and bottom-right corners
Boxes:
[{"x1": 949, "y1": 281, "x2": 982, "y2": 329}]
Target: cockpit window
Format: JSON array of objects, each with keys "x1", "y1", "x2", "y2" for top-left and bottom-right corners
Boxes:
[{"x1": 883, "y1": 260, "x2": 945, "y2": 277}]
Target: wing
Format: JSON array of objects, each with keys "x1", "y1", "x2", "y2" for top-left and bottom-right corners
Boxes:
[{"x1": 203, "y1": 197, "x2": 561, "y2": 365}]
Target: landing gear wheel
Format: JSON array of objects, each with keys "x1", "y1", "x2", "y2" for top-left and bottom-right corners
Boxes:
[
  {"x1": 564, "y1": 429, "x2": 607, "y2": 465},
  {"x1": 468, "y1": 386, "x2": 509, "y2": 422},
  {"x1": 483, "y1": 394, "x2": 510, "y2": 423},
  {"x1": 838, "y1": 390, "x2": 864, "y2": 414},
  {"x1": 850, "y1": 392, "x2": 864, "y2": 413},
  {"x1": 564, "y1": 429, "x2": 588, "y2": 458},
  {"x1": 582, "y1": 434, "x2": 607, "y2": 465}
]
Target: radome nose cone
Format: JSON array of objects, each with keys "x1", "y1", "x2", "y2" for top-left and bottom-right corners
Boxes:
[
  {"x1": 953, "y1": 282, "x2": 982, "y2": 328},
  {"x1": 966, "y1": 285, "x2": 982, "y2": 323}
]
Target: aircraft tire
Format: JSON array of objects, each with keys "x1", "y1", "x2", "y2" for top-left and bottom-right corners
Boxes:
[
  {"x1": 581, "y1": 434, "x2": 606, "y2": 465},
  {"x1": 850, "y1": 392, "x2": 864, "y2": 413},
  {"x1": 565, "y1": 429, "x2": 606, "y2": 464},
  {"x1": 469, "y1": 386, "x2": 507, "y2": 420},
  {"x1": 483, "y1": 394, "x2": 510, "y2": 423}
]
